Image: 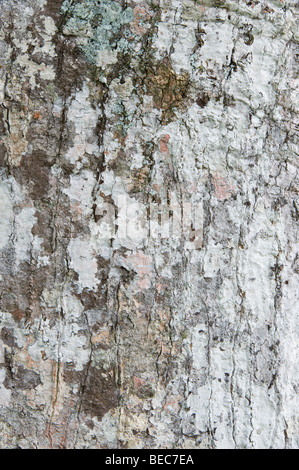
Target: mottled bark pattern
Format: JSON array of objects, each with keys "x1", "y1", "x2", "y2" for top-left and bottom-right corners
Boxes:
[{"x1": 0, "y1": 0, "x2": 298, "y2": 449}]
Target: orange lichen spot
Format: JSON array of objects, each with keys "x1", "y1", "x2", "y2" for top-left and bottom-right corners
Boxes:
[{"x1": 33, "y1": 111, "x2": 42, "y2": 120}]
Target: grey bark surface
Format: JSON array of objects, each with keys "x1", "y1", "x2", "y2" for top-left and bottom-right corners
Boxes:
[{"x1": 0, "y1": 0, "x2": 298, "y2": 449}]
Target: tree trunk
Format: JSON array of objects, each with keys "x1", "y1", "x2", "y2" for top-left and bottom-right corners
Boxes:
[{"x1": 0, "y1": 0, "x2": 298, "y2": 449}]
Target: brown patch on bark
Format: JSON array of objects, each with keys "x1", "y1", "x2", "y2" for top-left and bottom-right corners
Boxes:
[
  {"x1": 43, "y1": 0, "x2": 89, "y2": 97},
  {"x1": 54, "y1": 37, "x2": 87, "y2": 95},
  {"x1": 0, "y1": 107, "x2": 7, "y2": 166},
  {"x1": 0, "y1": 144, "x2": 6, "y2": 167},
  {"x1": 4, "y1": 363, "x2": 42, "y2": 390},
  {"x1": 75, "y1": 284, "x2": 108, "y2": 313},
  {"x1": 0, "y1": 278, "x2": 30, "y2": 319},
  {"x1": 1, "y1": 327, "x2": 18, "y2": 348},
  {"x1": 85, "y1": 419, "x2": 95, "y2": 430},
  {"x1": 13, "y1": 150, "x2": 51, "y2": 200},
  {"x1": 11, "y1": 309, "x2": 25, "y2": 323},
  {"x1": 0, "y1": 262, "x2": 49, "y2": 324},
  {"x1": 32, "y1": 197, "x2": 86, "y2": 256},
  {"x1": 31, "y1": 207, "x2": 53, "y2": 254},
  {"x1": 64, "y1": 366, "x2": 119, "y2": 421},
  {"x1": 144, "y1": 63, "x2": 190, "y2": 124},
  {"x1": 0, "y1": 107, "x2": 6, "y2": 134},
  {"x1": 196, "y1": 92, "x2": 210, "y2": 108},
  {"x1": 44, "y1": 0, "x2": 64, "y2": 22}
]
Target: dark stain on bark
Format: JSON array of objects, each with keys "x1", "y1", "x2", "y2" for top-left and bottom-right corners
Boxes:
[
  {"x1": 0, "y1": 144, "x2": 6, "y2": 167},
  {"x1": 44, "y1": 0, "x2": 65, "y2": 21},
  {"x1": 11, "y1": 309, "x2": 25, "y2": 323},
  {"x1": 0, "y1": 107, "x2": 6, "y2": 134},
  {"x1": 0, "y1": 107, "x2": 7, "y2": 167},
  {"x1": 0, "y1": 259, "x2": 49, "y2": 324},
  {"x1": 54, "y1": 37, "x2": 87, "y2": 95},
  {"x1": 1, "y1": 327, "x2": 18, "y2": 348},
  {"x1": 196, "y1": 92, "x2": 210, "y2": 108},
  {"x1": 14, "y1": 150, "x2": 51, "y2": 200},
  {"x1": 76, "y1": 287, "x2": 108, "y2": 312},
  {"x1": 4, "y1": 363, "x2": 42, "y2": 390},
  {"x1": 0, "y1": 278, "x2": 29, "y2": 322},
  {"x1": 44, "y1": 0, "x2": 88, "y2": 96},
  {"x1": 31, "y1": 207, "x2": 54, "y2": 254},
  {"x1": 64, "y1": 365, "x2": 119, "y2": 420}
]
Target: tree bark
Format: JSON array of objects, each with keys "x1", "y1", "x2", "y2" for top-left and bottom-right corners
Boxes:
[{"x1": 0, "y1": 0, "x2": 298, "y2": 449}]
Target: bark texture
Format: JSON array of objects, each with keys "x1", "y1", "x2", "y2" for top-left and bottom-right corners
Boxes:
[{"x1": 0, "y1": 0, "x2": 298, "y2": 449}]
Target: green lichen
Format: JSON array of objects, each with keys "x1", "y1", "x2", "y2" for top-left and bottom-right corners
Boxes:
[{"x1": 61, "y1": 0, "x2": 134, "y2": 65}]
